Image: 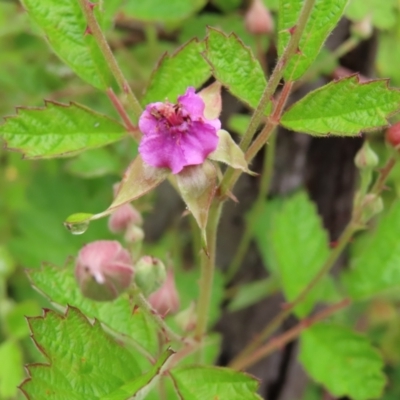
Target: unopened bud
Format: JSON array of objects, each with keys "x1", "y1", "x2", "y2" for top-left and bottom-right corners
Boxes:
[
  {"x1": 75, "y1": 240, "x2": 134, "y2": 301},
  {"x1": 354, "y1": 141, "x2": 379, "y2": 169},
  {"x1": 245, "y1": 0, "x2": 274, "y2": 35},
  {"x1": 386, "y1": 122, "x2": 400, "y2": 150},
  {"x1": 174, "y1": 302, "x2": 197, "y2": 332},
  {"x1": 351, "y1": 16, "x2": 373, "y2": 40},
  {"x1": 360, "y1": 194, "x2": 384, "y2": 222},
  {"x1": 108, "y1": 203, "x2": 143, "y2": 233},
  {"x1": 134, "y1": 256, "x2": 166, "y2": 296},
  {"x1": 148, "y1": 269, "x2": 180, "y2": 316},
  {"x1": 124, "y1": 225, "x2": 145, "y2": 243}
]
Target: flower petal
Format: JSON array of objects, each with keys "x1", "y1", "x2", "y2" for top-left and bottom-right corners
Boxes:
[{"x1": 178, "y1": 87, "x2": 205, "y2": 119}]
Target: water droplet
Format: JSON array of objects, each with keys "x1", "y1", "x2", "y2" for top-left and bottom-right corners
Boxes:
[{"x1": 64, "y1": 220, "x2": 90, "y2": 235}]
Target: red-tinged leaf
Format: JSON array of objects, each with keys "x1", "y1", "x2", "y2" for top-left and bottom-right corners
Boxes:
[{"x1": 0, "y1": 102, "x2": 126, "y2": 159}]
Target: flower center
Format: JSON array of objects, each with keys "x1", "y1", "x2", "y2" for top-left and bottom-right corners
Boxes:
[{"x1": 151, "y1": 103, "x2": 190, "y2": 137}]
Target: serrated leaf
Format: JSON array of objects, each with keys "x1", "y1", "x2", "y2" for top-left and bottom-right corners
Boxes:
[
  {"x1": 342, "y1": 201, "x2": 400, "y2": 300},
  {"x1": 0, "y1": 102, "x2": 126, "y2": 158},
  {"x1": 122, "y1": 0, "x2": 206, "y2": 24},
  {"x1": 170, "y1": 366, "x2": 262, "y2": 400},
  {"x1": 278, "y1": 0, "x2": 348, "y2": 81},
  {"x1": 270, "y1": 192, "x2": 336, "y2": 317},
  {"x1": 300, "y1": 323, "x2": 386, "y2": 400},
  {"x1": 142, "y1": 39, "x2": 211, "y2": 104},
  {"x1": 345, "y1": 0, "x2": 397, "y2": 30},
  {"x1": 21, "y1": 0, "x2": 110, "y2": 89},
  {"x1": 101, "y1": 349, "x2": 175, "y2": 400},
  {"x1": 281, "y1": 76, "x2": 400, "y2": 136},
  {"x1": 204, "y1": 28, "x2": 270, "y2": 114},
  {"x1": 20, "y1": 307, "x2": 143, "y2": 400},
  {"x1": 27, "y1": 260, "x2": 159, "y2": 356},
  {"x1": 0, "y1": 340, "x2": 23, "y2": 399}
]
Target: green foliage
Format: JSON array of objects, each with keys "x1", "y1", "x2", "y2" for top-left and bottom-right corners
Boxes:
[
  {"x1": 0, "y1": 340, "x2": 23, "y2": 399},
  {"x1": 269, "y1": 192, "x2": 337, "y2": 317},
  {"x1": 345, "y1": 0, "x2": 398, "y2": 30},
  {"x1": 205, "y1": 28, "x2": 270, "y2": 114},
  {"x1": 170, "y1": 366, "x2": 262, "y2": 400},
  {"x1": 142, "y1": 40, "x2": 211, "y2": 104},
  {"x1": 0, "y1": 102, "x2": 126, "y2": 159},
  {"x1": 28, "y1": 260, "x2": 159, "y2": 356},
  {"x1": 20, "y1": 306, "x2": 144, "y2": 399},
  {"x1": 123, "y1": 0, "x2": 206, "y2": 24},
  {"x1": 21, "y1": 0, "x2": 111, "y2": 90},
  {"x1": 278, "y1": 0, "x2": 348, "y2": 81},
  {"x1": 281, "y1": 76, "x2": 400, "y2": 135},
  {"x1": 300, "y1": 323, "x2": 386, "y2": 400},
  {"x1": 343, "y1": 201, "x2": 400, "y2": 300}
]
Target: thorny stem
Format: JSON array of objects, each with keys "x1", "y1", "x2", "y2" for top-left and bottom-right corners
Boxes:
[
  {"x1": 225, "y1": 130, "x2": 277, "y2": 283},
  {"x1": 194, "y1": 202, "x2": 222, "y2": 341},
  {"x1": 130, "y1": 286, "x2": 186, "y2": 345},
  {"x1": 106, "y1": 88, "x2": 140, "y2": 141},
  {"x1": 230, "y1": 222, "x2": 356, "y2": 366},
  {"x1": 219, "y1": 0, "x2": 316, "y2": 196},
  {"x1": 79, "y1": 0, "x2": 143, "y2": 122},
  {"x1": 230, "y1": 298, "x2": 351, "y2": 370}
]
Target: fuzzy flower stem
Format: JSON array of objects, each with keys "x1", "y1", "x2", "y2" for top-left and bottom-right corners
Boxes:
[
  {"x1": 78, "y1": 0, "x2": 143, "y2": 122},
  {"x1": 194, "y1": 202, "x2": 222, "y2": 341},
  {"x1": 230, "y1": 298, "x2": 351, "y2": 370}
]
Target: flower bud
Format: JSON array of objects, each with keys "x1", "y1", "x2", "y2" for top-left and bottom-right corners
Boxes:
[
  {"x1": 386, "y1": 122, "x2": 400, "y2": 150},
  {"x1": 245, "y1": 0, "x2": 274, "y2": 35},
  {"x1": 148, "y1": 269, "x2": 180, "y2": 316},
  {"x1": 174, "y1": 302, "x2": 197, "y2": 332},
  {"x1": 134, "y1": 256, "x2": 166, "y2": 296},
  {"x1": 108, "y1": 203, "x2": 143, "y2": 233},
  {"x1": 351, "y1": 16, "x2": 373, "y2": 40},
  {"x1": 75, "y1": 240, "x2": 134, "y2": 301},
  {"x1": 124, "y1": 225, "x2": 145, "y2": 243},
  {"x1": 354, "y1": 141, "x2": 379, "y2": 169}
]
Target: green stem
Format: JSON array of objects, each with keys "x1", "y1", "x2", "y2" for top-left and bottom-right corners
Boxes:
[
  {"x1": 194, "y1": 202, "x2": 222, "y2": 341},
  {"x1": 230, "y1": 222, "x2": 356, "y2": 366},
  {"x1": 78, "y1": 0, "x2": 143, "y2": 121},
  {"x1": 225, "y1": 130, "x2": 277, "y2": 283},
  {"x1": 130, "y1": 286, "x2": 185, "y2": 344}
]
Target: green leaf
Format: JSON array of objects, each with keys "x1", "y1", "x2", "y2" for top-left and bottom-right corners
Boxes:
[
  {"x1": 377, "y1": 25, "x2": 400, "y2": 86},
  {"x1": 0, "y1": 102, "x2": 126, "y2": 158},
  {"x1": 300, "y1": 323, "x2": 386, "y2": 400},
  {"x1": 101, "y1": 349, "x2": 175, "y2": 400},
  {"x1": 0, "y1": 340, "x2": 23, "y2": 399},
  {"x1": 20, "y1": 307, "x2": 143, "y2": 400},
  {"x1": 4, "y1": 300, "x2": 41, "y2": 339},
  {"x1": 281, "y1": 76, "x2": 400, "y2": 136},
  {"x1": 270, "y1": 192, "x2": 335, "y2": 317},
  {"x1": 205, "y1": 28, "x2": 270, "y2": 114},
  {"x1": 28, "y1": 259, "x2": 159, "y2": 356},
  {"x1": 210, "y1": 0, "x2": 241, "y2": 12},
  {"x1": 142, "y1": 39, "x2": 211, "y2": 105},
  {"x1": 227, "y1": 114, "x2": 252, "y2": 136},
  {"x1": 122, "y1": 0, "x2": 206, "y2": 24},
  {"x1": 170, "y1": 366, "x2": 262, "y2": 400},
  {"x1": 278, "y1": 0, "x2": 348, "y2": 81},
  {"x1": 345, "y1": 0, "x2": 398, "y2": 30},
  {"x1": 342, "y1": 201, "x2": 400, "y2": 300},
  {"x1": 0, "y1": 244, "x2": 16, "y2": 278},
  {"x1": 21, "y1": 0, "x2": 111, "y2": 89}
]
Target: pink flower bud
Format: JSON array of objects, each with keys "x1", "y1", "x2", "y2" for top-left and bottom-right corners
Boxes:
[
  {"x1": 75, "y1": 240, "x2": 134, "y2": 301},
  {"x1": 386, "y1": 122, "x2": 400, "y2": 150},
  {"x1": 108, "y1": 204, "x2": 143, "y2": 233},
  {"x1": 148, "y1": 269, "x2": 180, "y2": 316},
  {"x1": 124, "y1": 225, "x2": 145, "y2": 243},
  {"x1": 135, "y1": 256, "x2": 166, "y2": 296},
  {"x1": 245, "y1": 0, "x2": 274, "y2": 35},
  {"x1": 174, "y1": 302, "x2": 197, "y2": 332}
]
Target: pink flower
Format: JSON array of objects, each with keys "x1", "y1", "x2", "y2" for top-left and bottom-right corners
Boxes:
[
  {"x1": 75, "y1": 240, "x2": 134, "y2": 301},
  {"x1": 138, "y1": 87, "x2": 221, "y2": 174},
  {"x1": 148, "y1": 269, "x2": 180, "y2": 316}
]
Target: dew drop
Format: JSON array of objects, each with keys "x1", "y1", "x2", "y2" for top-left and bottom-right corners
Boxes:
[{"x1": 64, "y1": 220, "x2": 90, "y2": 235}]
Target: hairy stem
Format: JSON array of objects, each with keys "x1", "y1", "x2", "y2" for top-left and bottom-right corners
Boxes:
[
  {"x1": 79, "y1": 0, "x2": 143, "y2": 121},
  {"x1": 230, "y1": 298, "x2": 351, "y2": 370},
  {"x1": 194, "y1": 202, "x2": 222, "y2": 341},
  {"x1": 225, "y1": 130, "x2": 277, "y2": 283}
]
